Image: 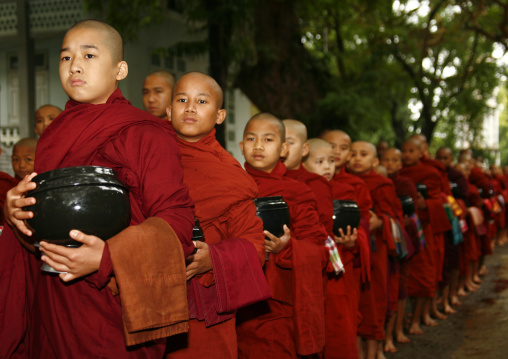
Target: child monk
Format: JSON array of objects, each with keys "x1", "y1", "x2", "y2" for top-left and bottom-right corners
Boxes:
[
  {"x1": 400, "y1": 138, "x2": 450, "y2": 333},
  {"x1": 142, "y1": 70, "x2": 175, "y2": 121},
  {"x1": 34, "y1": 104, "x2": 62, "y2": 136},
  {"x1": 164, "y1": 72, "x2": 269, "y2": 358},
  {"x1": 349, "y1": 141, "x2": 403, "y2": 359},
  {"x1": 303, "y1": 137, "x2": 360, "y2": 359},
  {"x1": 321, "y1": 130, "x2": 372, "y2": 358},
  {"x1": 237, "y1": 113, "x2": 328, "y2": 358},
  {"x1": 381, "y1": 147, "x2": 419, "y2": 352},
  {"x1": 11, "y1": 138, "x2": 37, "y2": 182},
  {"x1": 3, "y1": 20, "x2": 195, "y2": 358}
]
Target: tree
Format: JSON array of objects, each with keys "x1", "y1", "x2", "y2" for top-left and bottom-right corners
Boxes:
[{"x1": 86, "y1": 0, "x2": 508, "y2": 148}]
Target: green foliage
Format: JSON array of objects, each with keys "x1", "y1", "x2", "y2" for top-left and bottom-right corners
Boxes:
[{"x1": 86, "y1": 0, "x2": 508, "y2": 151}]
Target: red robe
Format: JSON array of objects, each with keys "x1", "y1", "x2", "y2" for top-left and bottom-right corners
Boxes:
[
  {"x1": 389, "y1": 172, "x2": 418, "y2": 300},
  {"x1": 166, "y1": 130, "x2": 269, "y2": 358},
  {"x1": 356, "y1": 170, "x2": 402, "y2": 340},
  {"x1": 237, "y1": 161, "x2": 328, "y2": 358},
  {"x1": 401, "y1": 161, "x2": 451, "y2": 286},
  {"x1": 26, "y1": 89, "x2": 195, "y2": 358},
  {"x1": 333, "y1": 168, "x2": 372, "y2": 284},
  {"x1": 327, "y1": 180, "x2": 362, "y2": 359},
  {"x1": 286, "y1": 165, "x2": 334, "y2": 236}
]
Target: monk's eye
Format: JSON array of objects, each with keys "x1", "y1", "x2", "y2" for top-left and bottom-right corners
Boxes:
[
  {"x1": 61, "y1": 56, "x2": 71, "y2": 61},
  {"x1": 85, "y1": 54, "x2": 94, "y2": 59},
  {"x1": 177, "y1": 99, "x2": 187, "y2": 103},
  {"x1": 198, "y1": 100, "x2": 207, "y2": 104}
]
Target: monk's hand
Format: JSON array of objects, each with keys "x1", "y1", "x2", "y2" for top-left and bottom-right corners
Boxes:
[
  {"x1": 369, "y1": 210, "x2": 383, "y2": 231},
  {"x1": 264, "y1": 224, "x2": 291, "y2": 254},
  {"x1": 404, "y1": 214, "x2": 411, "y2": 227},
  {"x1": 185, "y1": 241, "x2": 212, "y2": 281},
  {"x1": 3, "y1": 173, "x2": 37, "y2": 236},
  {"x1": 39, "y1": 230, "x2": 104, "y2": 282},
  {"x1": 417, "y1": 193, "x2": 427, "y2": 210},
  {"x1": 334, "y1": 226, "x2": 358, "y2": 248}
]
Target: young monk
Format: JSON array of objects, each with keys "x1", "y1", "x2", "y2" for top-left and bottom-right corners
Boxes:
[
  {"x1": 237, "y1": 113, "x2": 328, "y2": 358},
  {"x1": 164, "y1": 72, "x2": 269, "y2": 358},
  {"x1": 143, "y1": 70, "x2": 175, "y2": 121},
  {"x1": 3, "y1": 20, "x2": 195, "y2": 358},
  {"x1": 436, "y1": 147, "x2": 467, "y2": 312},
  {"x1": 11, "y1": 138, "x2": 37, "y2": 182},
  {"x1": 34, "y1": 104, "x2": 62, "y2": 136},
  {"x1": 349, "y1": 141, "x2": 403, "y2": 359},
  {"x1": 303, "y1": 137, "x2": 360, "y2": 359},
  {"x1": 321, "y1": 130, "x2": 372, "y2": 358},
  {"x1": 381, "y1": 147, "x2": 419, "y2": 352},
  {"x1": 400, "y1": 138, "x2": 451, "y2": 333}
]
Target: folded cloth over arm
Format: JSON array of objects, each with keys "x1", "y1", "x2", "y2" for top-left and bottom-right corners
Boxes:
[{"x1": 107, "y1": 217, "x2": 189, "y2": 346}]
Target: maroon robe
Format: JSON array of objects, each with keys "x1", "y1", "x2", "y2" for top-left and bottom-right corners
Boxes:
[
  {"x1": 237, "y1": 161, "x2": 328, "y2": 357},
  {"x1": 356, "y1": 170, "x2": 402, "y2": 340},
  {"x1": 166, "y1": 130, "x2": 269, "y2": 358},
  {"x1": 25, "y1": 89, "x2": 195, "y2": 358}
]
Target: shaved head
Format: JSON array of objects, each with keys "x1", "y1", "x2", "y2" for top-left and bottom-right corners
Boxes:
[
  {"x1": 68, "y1": 20, "x2": 123, "y2": 63},
  {"x1": 282, "y1": 119, "x2": 307, "y2": 143},
  {"x1": 146, "y1": 70, "x2": 176, "y2": 88},
  {"x1": 321, "y1": 129, "x2": 351, "y2": 145},
  {"x1": 403, "y1": 138, "x2": 422, "y2": 150},
  {"x1": 307, "y1": 138, "x2": 332, "y2": 152},
  {"x1": 352, "y1": 141, "x2": 377, "y2": 156},
  {"x1": 14, "y1": 137, "x2": 37, "y2": 152},
  {"x1": 246, "y1": 112, "x2": 285, "y2": 142},
  {"x1": 174, "y1": 71, "x2": 223, "y2": 108}
]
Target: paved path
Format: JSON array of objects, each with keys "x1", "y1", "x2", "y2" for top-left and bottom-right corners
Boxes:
[{"x1": 386, "y1": 243, "x2": 508, "y2": 359}]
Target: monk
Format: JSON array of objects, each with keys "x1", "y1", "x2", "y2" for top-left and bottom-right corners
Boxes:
[
  {"x1": 3, "y1": 20, "x2": 195, "y2": 358},
  {"x1": 321, "y1": 129, "x2": 372, "y2": 359},
  {"x1": 302, "y1": 137, "x2": 359, "y2": 359},
  {"x1": 349, "y1": 141, "x2": 403, "y2": 359},
  {"x1": 435, "y1": 147, "x2": 466, "y2": 312},
  {"x1": 34, "y1": 104, "x2": 62, "y2": 136},
  {"x1": 164, "y1": 72, "x2": 269, "y2": 358},
  {"x1": 381, "y1": 147, "x2": 419, "y2": 352},
  {"x1": 142, "y1": 70, "x2": 175, "y2": 121},
  {"x1": 237, "y1": 113, "x2": 328, "y2": 358},
  {"x1": 400, "y1": 138, "x2": 451, "y2": 333},
  {"x1": 11, "y1": 138, "x2": 37, "y2": 182}
]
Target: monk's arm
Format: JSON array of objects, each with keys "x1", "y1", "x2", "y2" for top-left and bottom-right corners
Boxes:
[{"x1": 226, "y1": 199, "x2": 266, "y2": 265}]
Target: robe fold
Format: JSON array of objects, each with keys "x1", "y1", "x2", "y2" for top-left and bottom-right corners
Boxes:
[
  {"x1": 166, "y1": 130, "x2": 270, "y2": 358},
  {"x1": 26, "y1": 89, "x2": 195, "y2": 358},
  {"x1": 237, "y1": 161, "x2": 328, "y2": 358},
  {"x1": 356, "y1": 171, "x2": 402, "y2": 340}
]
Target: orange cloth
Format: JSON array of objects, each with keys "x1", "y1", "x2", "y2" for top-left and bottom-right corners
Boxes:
[{"x1": 107, "y1": 217, "x2": 189, "y2": 346}]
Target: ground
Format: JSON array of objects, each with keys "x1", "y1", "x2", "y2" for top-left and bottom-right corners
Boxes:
[{"x1": 387, "y1": 243, "x2": 508, "y2": 359}]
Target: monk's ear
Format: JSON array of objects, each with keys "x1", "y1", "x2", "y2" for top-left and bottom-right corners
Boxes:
[
  {"x1": 166, "y1": 106, "x2": 172, "y2": 122},
  {"x1": 239, "y1": 141, "x2": 244, "y2": 155},
  {"x1": 115, "y1": 61, "x2": 128, "y2": 81},
  {"x1": 373, "y1": 157, "x2": 380, "y2": 168},
  {"x1": 216, "y1": 109, "x2": 226, "y2": 125},
  {"x1": 302, "y1": 142, "x2": 309, "y2": 157},
  {"x1": 280, "y1": 141, "x2": 289, "y2": 158}
]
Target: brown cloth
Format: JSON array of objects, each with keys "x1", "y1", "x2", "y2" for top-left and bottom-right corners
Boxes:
[{"x1": 107, "y1": 217, "x2": 189, "y2": 346}]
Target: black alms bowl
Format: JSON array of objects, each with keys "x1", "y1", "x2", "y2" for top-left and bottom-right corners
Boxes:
[
  {"x1": 333, "y1": 200, "x2": 361, "y2": 237},
  {"x1": 416, "y1": 183, "x2": 429, "y2": 199},
  {"x1": 450, "y1": 181, "x2": 460, "y2": 198},
  {"x1": 254, "y1": 196, "x2": 290, "y2": 238},
  {"x1": 24, "y1": 166, "x2": 131, "y2": 246},
  {"x1": 398, "y1": 195, "x2": 415, "y2": 216}
]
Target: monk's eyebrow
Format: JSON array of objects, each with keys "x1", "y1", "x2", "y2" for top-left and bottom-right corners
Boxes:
[{"x1": 60, "y1": 44, "x2": 98, "y2": 53}]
